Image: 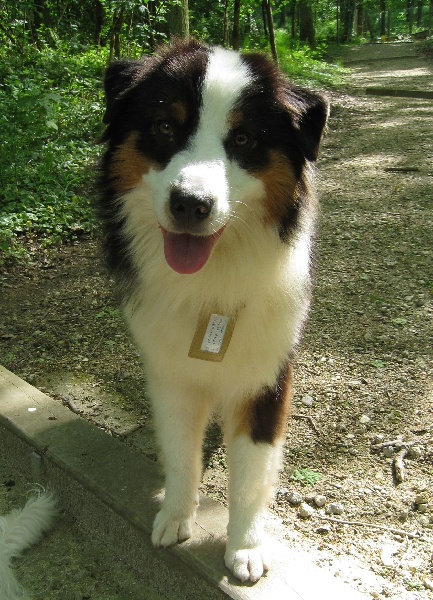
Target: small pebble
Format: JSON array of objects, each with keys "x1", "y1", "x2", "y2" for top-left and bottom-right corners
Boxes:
[
  {"x1": 359, "y1": 415, "x2": 370, "y2": 424},
  {"x1": 316, "y1": 524, "x2": 331, "y2": 534},
  {"x1": 417, "y1": 503, "x2": 428, "y2": 514},
  {"x1": 314, "y1": 495, "x2": 327, "y2": 508},
  {"x1": 415, "y1": 492, "x2": 428, "y2": 505},
  {"x1": 407, "y1": 445, "x2": 423, "y2": 460},
  {"x1": 301, "y1": 394, "x2": 314, "y2": 407},
  {"x1": 383, "y1": 446, "x2": 395, "y2": 458},
  {"x1": 299, "y1": 502, "x2": 315, "y2": 518},
  {"x1": 424, "y1": 578, "x2": 433, "y2": 591},
  {"x1": 397, "y1": 510, "x2": 409, "y2": 522},
  {"x1": 380, "y1": 545, "x2": 396, "y2": 567},
  {"x1": 326, "y1": 502, "x2": 345, "y2": 516},
  {"x1": 287, "y1": 491, "x2": 303, "y2": 506}
]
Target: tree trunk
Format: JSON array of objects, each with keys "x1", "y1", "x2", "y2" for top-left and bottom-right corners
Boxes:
[
  {"x1": 33, "y1": 0, "x2": 51, "y2": 41},
  {"x1": 406, "y1": 0, "x2": 414, "y2": 32},
  {"x1": 263, "y1": 0, "x2": 278, "y2": 62},
  {"x1": 109, "y1": 8, "x2": 124, "y2": 61},
  {"x1": 278, "y1": 4, "x2": 287, "y2": 27},
  {"x1": 336, "y1": 0, "x2": 340, "y2": 43},
  {"x1": 291, "y1": 0, "x2": 296, "y2": 38},
  {"x1": 223, "y1": 0, "x2": 230, "y2": 46},
  {"x1": 429, "y1": 0, "x2": 432, "y2": 33},
  {"x1": 416, "y1": 0, "x2": 424, "y2": 26},
  {"x1": 94, "y1": 0, "x2": 104, "y2": 46},
  {"x1": 365, "y1": 10, "x2": 375, "y2": 40},
  {"x1": 379, "y1": 0, "x2": 386, "y2": 36},
  {"x1": 299, "y1": 0, "x2": 315, "y2": 47},
  {"x1": 262, "y1": 0, "x2": 269, "y2": 37},
  {"x1": 340, "y1": 0, "x2": 355, "y2": 42},
  {"x1": 233, "y1": 0, "x2": 241, "y2": 50},
  {"x1": 356, "y1": 2, "x2": 364, "y2": 36},
  {"x1": 168, "y1": 0, "x2": 189, "y2": 39}
]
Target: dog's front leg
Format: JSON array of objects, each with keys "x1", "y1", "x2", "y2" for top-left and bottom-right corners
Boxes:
[
  {"x1": 150, "y1": 383, "x2": 211, "y2": 548},
  {"x1": 223, "y1": 365, "x2": 292, "y2": 582},
  {"x1": 224, "y1": 435, "x2": 282, "y2": 582}
]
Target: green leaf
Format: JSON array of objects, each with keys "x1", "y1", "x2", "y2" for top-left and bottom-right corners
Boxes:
[
  {"x1": 293, "y1": 468, "x2": 322, "y2": 486},
  {"x1": 370, "y1": 359, "x2": 387, "y2": 368}
]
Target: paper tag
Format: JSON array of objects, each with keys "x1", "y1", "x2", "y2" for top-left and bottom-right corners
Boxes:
[{"x1": 189, "y1": 312, "x2": 237, "y2": 362}]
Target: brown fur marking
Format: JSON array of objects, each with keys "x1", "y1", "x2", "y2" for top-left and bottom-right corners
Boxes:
[
  {"x1": 171, "y1": 101, "x2": 188, "y2": 124},
  {"x1": 252, "y1": 150, "x2": 299, "y2": 226},
  {"x1": 236, "y1": 362, "x2": 293, "y2": 445},
  {"x1": 228, "y1": 109, "x2": 244, "y2": 130},
  {"x1": 111, "y1": 131, "x2": 157, "y2": 193}
]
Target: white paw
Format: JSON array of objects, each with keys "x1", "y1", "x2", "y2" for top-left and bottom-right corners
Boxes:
[
  {"x1": 151, "y1": 509, "x2": 194, "y2": 547},
  {"x1": 224, "y1": 545, "x2": 272, "y2": 583}
]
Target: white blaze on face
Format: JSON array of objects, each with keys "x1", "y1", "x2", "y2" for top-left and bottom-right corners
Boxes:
[
  {"x1": 196, "y1": 47, "x2": 252, "y2": 155},
  {"x1": 148, "y1": 48, "x2": 254, "y2": 232}
]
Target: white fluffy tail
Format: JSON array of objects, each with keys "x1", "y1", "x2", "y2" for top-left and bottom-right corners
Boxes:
[{"x1": 0, "y1": 492, "x2": 57, "y2": 600}]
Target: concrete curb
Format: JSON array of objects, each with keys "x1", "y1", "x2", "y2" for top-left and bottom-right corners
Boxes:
[{"x1": 0, "y1": 365, "x2": 368, "y2": 599}]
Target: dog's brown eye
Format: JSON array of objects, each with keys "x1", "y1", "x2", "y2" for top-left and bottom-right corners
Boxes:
[
  {"x1": 157, "y1": 121, "x2": 174, "y2": 136},
  {"x1": 233, "y1": 131, "x2": 250, "y2": 146}
]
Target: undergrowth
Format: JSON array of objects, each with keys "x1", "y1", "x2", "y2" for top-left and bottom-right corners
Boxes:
[
  {"x1": 245, "y1": 29, "x2": 349, "y2": 88},
  {"x1": 0, "y1": 43, "x2": 106, "y2": 265}
]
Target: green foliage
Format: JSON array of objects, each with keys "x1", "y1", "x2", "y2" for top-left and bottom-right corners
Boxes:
[
  {"x1": 0, "y1": 43, "x2": 106, "y2": 264},
  {"x1": 293, "y1": 468, "x2": 323, "y2": 486},
  {"x1": 276, "y1": 30, "x2": 348, "y2": 87}
]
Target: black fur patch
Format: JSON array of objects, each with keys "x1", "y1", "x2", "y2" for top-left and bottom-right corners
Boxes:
[{"x1": 249, "y1": 361, "x2": 293, "y2": 445}]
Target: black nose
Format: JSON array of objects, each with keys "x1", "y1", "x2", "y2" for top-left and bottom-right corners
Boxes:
[{"x1": 169, "y1": 190, "x2": 214, "y2": 229}]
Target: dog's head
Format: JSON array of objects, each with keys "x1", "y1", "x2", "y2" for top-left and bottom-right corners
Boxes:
[{"x1": 101, "y1": 40, "x2": 328, "y2": 274}]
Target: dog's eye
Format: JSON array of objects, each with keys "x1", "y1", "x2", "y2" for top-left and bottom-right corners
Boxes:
[
  {"x1": 233, "y1": 131, "x2": 251, "y2": 146},
  {"x1": 157, "y1": 120, "x2": 174, "y2": 136}
]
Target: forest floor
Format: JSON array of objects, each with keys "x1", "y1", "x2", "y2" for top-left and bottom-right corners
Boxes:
[{"x1": 1, "y1": 43, "x2": 432, "y2": 599}]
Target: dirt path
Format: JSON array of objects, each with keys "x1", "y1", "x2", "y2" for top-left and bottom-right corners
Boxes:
[{"x1": 1, "y1": 44, "x2": 432, "y2": 599}]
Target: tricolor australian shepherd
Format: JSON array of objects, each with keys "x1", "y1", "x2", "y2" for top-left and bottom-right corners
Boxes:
[{"x1": 98, "y1": 40, "x2": 328, "y2": 583}]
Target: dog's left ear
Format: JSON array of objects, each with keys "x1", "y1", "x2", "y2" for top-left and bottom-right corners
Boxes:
[
  {"x1": 285, "y1": 87, "x2": 330, "y2": 162},
  {"x1": 103, "y1": 59, "x2": 149, "y2": 124}
]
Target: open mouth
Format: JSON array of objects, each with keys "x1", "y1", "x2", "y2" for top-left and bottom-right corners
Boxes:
[{"x1": 160, "y1": 226, "x2": 225, "y2": 274}]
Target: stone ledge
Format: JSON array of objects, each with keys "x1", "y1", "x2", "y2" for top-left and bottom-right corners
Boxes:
[{"x1": 0, "y1": 364, "x2": 367, "y2": 600}]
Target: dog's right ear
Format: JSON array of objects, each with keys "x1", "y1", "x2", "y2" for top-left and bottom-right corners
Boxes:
[{"x1": 103, "y1": 60, "x2": 146, "y2": 124}]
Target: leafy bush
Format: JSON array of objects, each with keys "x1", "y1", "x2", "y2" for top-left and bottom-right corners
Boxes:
[
  {"x1": 0, "y1": 43, "x2": 106, "y2": 265},
  {"x1": 274, "y1": 30, "x2": 348, "y2": 88}
]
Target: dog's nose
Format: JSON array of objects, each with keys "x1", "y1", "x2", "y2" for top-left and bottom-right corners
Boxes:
[{"x1": 169, "y1": 190, "x2": 214, "y2": 228}]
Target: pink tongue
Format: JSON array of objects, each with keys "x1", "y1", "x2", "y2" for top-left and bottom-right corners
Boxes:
[{"x1": 161, "y1": 228, "x2": 224, "y2": 274}]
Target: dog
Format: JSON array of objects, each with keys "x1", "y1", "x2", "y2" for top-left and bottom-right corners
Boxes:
[
  {"x1": 98, "y1": 39, "x2": 328, "y2": 583},
  {"x1": 0, "y1": 493, "x2": 56, "y2": 599}
]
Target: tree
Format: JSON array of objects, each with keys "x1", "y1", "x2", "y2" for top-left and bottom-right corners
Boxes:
[
  {"x1": 340, "y1": 0, "x2": 355, "y2": 41},
  {"x1": 233, "y1": 0, "x2": 241, "y2": 50},
  {"x1": 299, "y1": 0, "x2": 316, "y2": 46},
  {"x1": 379, "y1": 0, "x2": 386, "y2": 36},
  {"x1": 262, "y1": 0, "x2": 278, "y2": 61},
  {"x1": 223, "y1": 0, "x2": 230, "y2": 46},
  {"x1": 168, "y1": 0, "x2": 189, "y2": 38}
]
